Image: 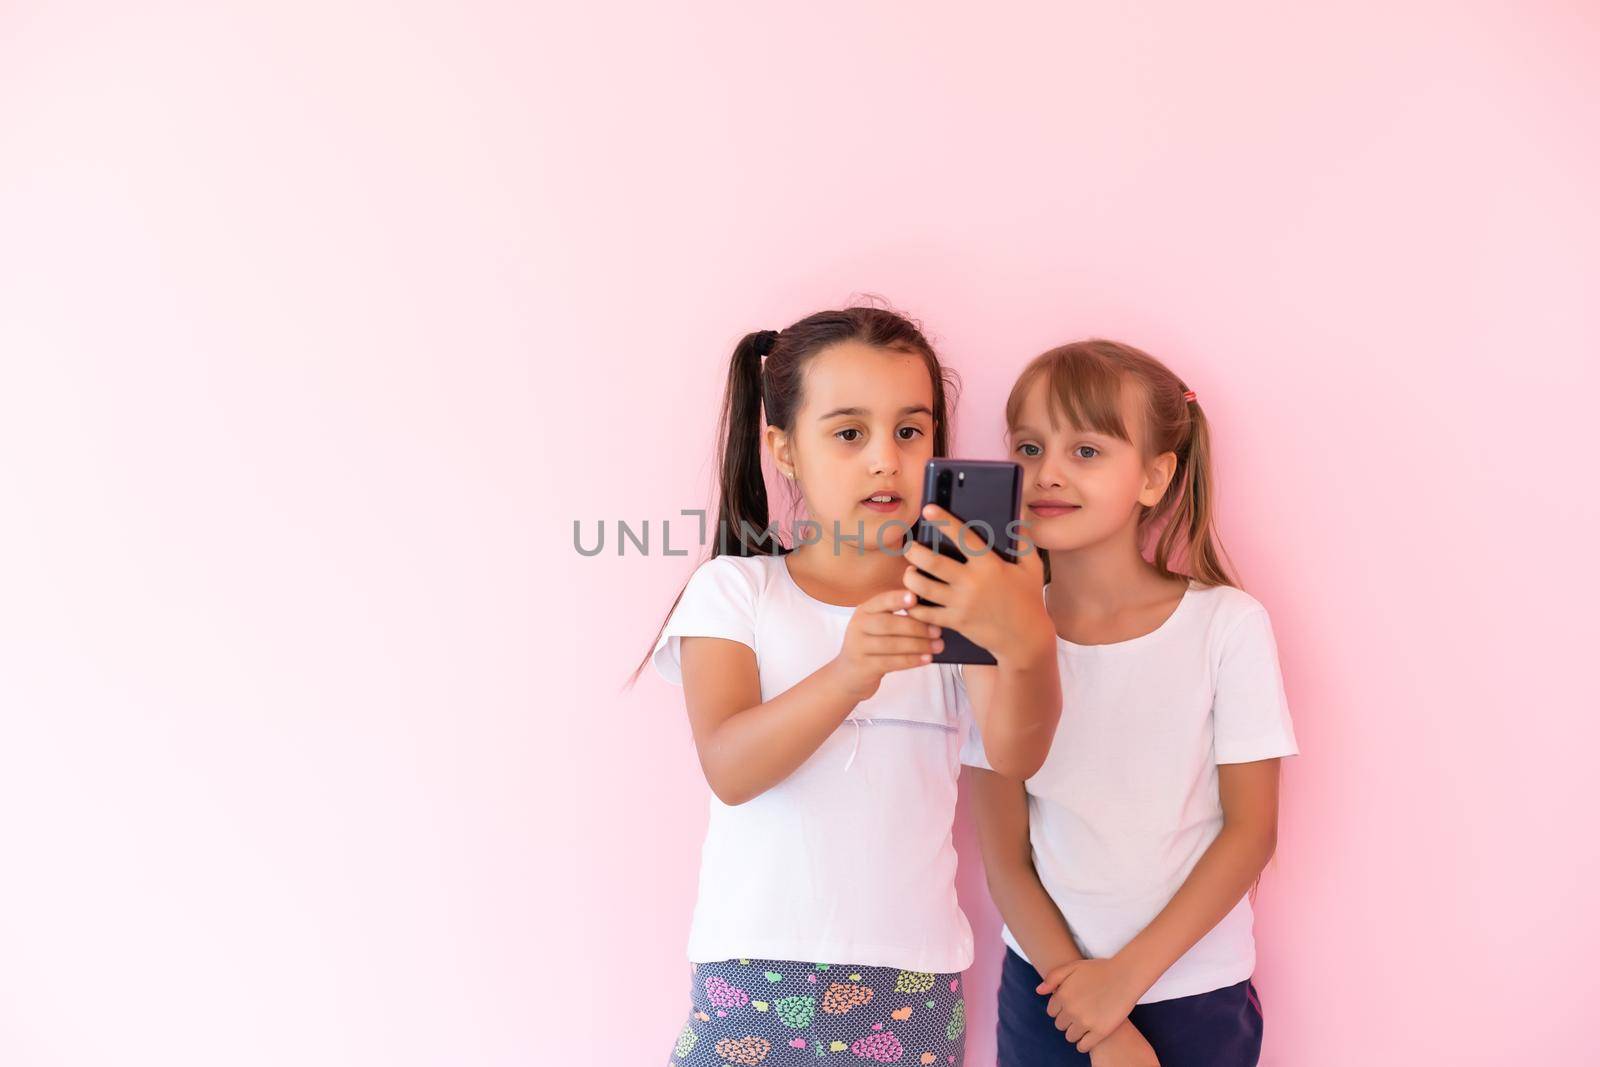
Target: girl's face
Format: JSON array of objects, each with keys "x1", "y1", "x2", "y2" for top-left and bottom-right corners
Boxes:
[
  {"x1": 1008, "y1": 378, "x2": 1175, "y2": 553},
  {"x1": 767, "y1": 341, "x2": 936, "y2": 552}
]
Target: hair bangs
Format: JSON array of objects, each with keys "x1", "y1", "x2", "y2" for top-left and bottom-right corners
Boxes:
[{"x1": 1007, "y1": 345, "x2": 1133, "y2": 443}]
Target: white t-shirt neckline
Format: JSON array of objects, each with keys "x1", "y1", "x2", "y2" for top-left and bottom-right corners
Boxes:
[
  {"x1": 776, "y1": 553, "x2": 858, "y2": 616},
  {"x1": 1047, "y1": 580, "x2": 1198, "y2": 654}
]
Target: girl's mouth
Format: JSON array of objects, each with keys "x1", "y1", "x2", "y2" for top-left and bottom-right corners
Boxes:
[
  {"x1": 861, "y1": 492, "x2": 903, "y2": 514},
  {"x1": 1028, "y1": 501, "x2": 1081, "y2": 518}
]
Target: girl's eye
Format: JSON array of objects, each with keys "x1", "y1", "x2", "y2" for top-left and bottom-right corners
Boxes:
[
  {"x1": 836, "y1": 428, "x2": 862, "y2": 443},
  {"x1": 896, "y1": 426, "x2": 923, "y2": 441},
  {"x1": 1016, "y1": 443, "x2": 1042, "y2": 458},
  {"x1": 1074, "y1": 445, "x2": 1099, "y2": 459}
]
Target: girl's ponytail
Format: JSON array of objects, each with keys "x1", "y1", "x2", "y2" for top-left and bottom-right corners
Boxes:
[
  {"x1": 713, "y1": 330, "x2": 783, "y2": 557},
  {"x1": 1151, "y1": 396, "x2": 1238, "y2": 588},
  {"x1": 625, "y1": 331, "x2": 779, "y2": 687}
]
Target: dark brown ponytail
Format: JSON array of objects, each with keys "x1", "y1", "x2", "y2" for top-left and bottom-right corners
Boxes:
[{"x1": 714, "y1": 330, "x2": 783, "y2": 556}]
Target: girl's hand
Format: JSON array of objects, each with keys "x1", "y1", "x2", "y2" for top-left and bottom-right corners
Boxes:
[
  {"x1": 902, "y1": 504, "x2": 1053, "y2": 666},
  {"x1": 1036, "y1": 956, "x2": 1145, "y2": 1054},
  {"x1": 828, "y1": 589, "x2": 943, "y2": 703},
  {"x1": 1088, "y1": 1021, "x2": 1160, "y2": 1067}
]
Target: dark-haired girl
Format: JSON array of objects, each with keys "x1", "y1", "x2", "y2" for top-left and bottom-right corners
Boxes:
[{"x1": 644, "y1": 306, "x2": 1062, "y2": 1066}]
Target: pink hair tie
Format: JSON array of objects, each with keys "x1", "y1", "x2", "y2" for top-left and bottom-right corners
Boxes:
[{"x1": 1182, "y1": 389, "x2": 1197, "y2": 403}]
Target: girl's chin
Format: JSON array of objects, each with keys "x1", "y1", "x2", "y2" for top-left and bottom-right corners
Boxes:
[
  {"x1": 1032, "y1": 529, "x2": 1108, "y2": 555},
  {"x1": 852, "y1": 507, "x2": 914, "y2": 526},
  {"x1": 863, "y1": 513, "x2": 916, "y2": 548},
  {"x1": 1019, "y1": 515, "x2": 1097, "y2": 552}
]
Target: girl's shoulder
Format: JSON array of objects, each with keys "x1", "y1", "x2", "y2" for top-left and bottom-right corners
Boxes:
[
  {"x1": 689, "y1": 551, "x2": 771, "y2": 580},
  {"x1": 653, "y1": 555, "x2": 784, "y2": 685},
  {"x1": 680, "y1": 552, "x2": 783, "y2": 610},
  {"x1": 1181, "y1": 581, "x2": 1273, "y2": 641},
  {"x1": 1176, "y1": 583, "x2": 1289, "y2": 677}
]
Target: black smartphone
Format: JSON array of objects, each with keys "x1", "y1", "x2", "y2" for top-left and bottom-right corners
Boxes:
[{"x1": 910, "y1": 459, "x2": 1024, "y2": 665}]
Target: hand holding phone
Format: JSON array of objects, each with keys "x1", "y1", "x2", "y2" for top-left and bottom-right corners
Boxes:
[
  {"x1": 828, "y1": 588, "x2": 945, "y2": 702},
  {"x1": 903, "y1": 459, "x2": 1051, "y2": 665}
]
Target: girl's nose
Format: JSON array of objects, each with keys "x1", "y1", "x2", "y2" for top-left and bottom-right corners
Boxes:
[{"x1": 869, "y1": 445, "x2": 900, "y2": 477}]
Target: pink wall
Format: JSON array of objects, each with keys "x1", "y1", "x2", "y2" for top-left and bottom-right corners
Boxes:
[{"x1": 2, "y1": 2, "x2": 1595, "y2": 1064}]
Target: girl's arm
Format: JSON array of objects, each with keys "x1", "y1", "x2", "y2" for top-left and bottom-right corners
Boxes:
[
  {"x1": 968, "y1": 765, "x2": 1083, "y2": 974},
  {"x1": 970, "y1": 766, "x2": 1162, "y2": 1065},
  {"x1": 1040, "y1": 757, "x2": 1282, "y2": 1051},
  {"x1": 960, "y1": 656, "x2": 1060, "y2": 781},
  {"x1": 904, "y1": 505, "x2": 1062, "y2": 778},
  {"x1": 680, "y1": 588, "x2": 940, "y2": 806}
]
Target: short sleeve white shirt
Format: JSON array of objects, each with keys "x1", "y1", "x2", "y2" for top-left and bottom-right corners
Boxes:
[
  {"x1": 654, "y1": 553, "x2": 975, "y2": 972},
  {"x1": 962, "y1": 581, "x2": 1298, "y2": 1002}
]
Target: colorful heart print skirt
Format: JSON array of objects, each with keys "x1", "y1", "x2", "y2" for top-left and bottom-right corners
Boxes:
[{"x1": 670, "y1": 957, "x2": 966, "y2": 1066}]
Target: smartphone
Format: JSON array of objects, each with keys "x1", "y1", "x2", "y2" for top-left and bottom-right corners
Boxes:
[{"x1": 910, "y1": 459, "x2": 1024, "y2": 665}]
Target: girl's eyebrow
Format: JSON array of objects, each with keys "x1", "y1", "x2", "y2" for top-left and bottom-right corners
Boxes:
[
  {"x1": 818, "y1": 404, "x2": 934, "y2": 420},
  {"x1": 1010, "y1": 422, "x2": 1113, "y2": 441}
]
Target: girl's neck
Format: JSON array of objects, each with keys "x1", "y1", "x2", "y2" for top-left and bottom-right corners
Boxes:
[
  {"x1": 1045, "y1": 520, "x2": 1179, "y2": 619},
  {"x1": 786, "y1": 536, "x2": 906, "y2": 603}
]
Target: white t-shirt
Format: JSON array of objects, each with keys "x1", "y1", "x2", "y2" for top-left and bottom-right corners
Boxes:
[
  {"x1": 653, "y1": 553, "x2": 975, "y2": 973},
  {"x1": 961, "y1": 581, "x2": 1298, "y2": 1003}
]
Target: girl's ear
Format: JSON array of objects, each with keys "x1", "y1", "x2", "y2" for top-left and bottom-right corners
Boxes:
[
  {"x1": 765, "y1": 424, "x2": 797, "y2": 482},
  {"x1": 1139, "y1": 450, "x2": 1178, "y2": 507}
]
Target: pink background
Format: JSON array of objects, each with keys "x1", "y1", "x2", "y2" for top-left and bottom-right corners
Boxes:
[{"x1": 2, "y1": 2, "x2": 1596, "y2": 1064}]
